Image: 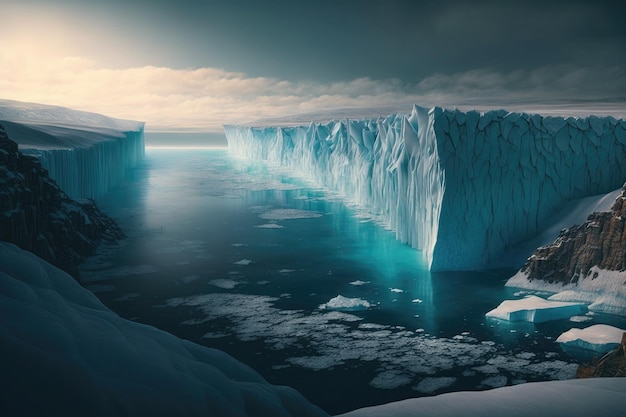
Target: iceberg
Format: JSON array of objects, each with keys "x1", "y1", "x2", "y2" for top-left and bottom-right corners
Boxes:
[
  {"x1": 485, "y1": 295, "x2": 587, "y2": 323},
  {"x1": 556, "y1": 324, "x2": 625, "y2": 356},
  {"x1": 319, "y1": 295, "x2": 371, "y2": 311},
  {"x1": 0, "y1": 99, "x2": 144, "y2": 199},
  {"x1": 225, "y1": 106, "x2": 626, "y2": 271},
  {"x1": 0, "y1": 241, "x2": 328, "y2": 417}
]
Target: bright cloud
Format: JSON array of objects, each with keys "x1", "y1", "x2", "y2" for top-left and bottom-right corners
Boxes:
[{"x1": 2, "y1": 44, "x2": 624, "y2": 132}]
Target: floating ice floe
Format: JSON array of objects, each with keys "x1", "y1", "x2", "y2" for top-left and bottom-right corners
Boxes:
[
  {"x1": 254, "y1": 223, "x2": 284, "y2": 229},
  {"x1": 233, "y1": 259, "x2": 252, "y2": 266},
  {"x1": 556, "y1": 324, "x2": 625, "y2": 355},
  {"x1": 485, "y1": 295, "x2": 587, "y2": 323},
  {"x1": 319, "y1": 295, "x2": 371, "y2": 311},
  {"x1": 208, "y1": 279, "x2": 240, "y2": 290},
  {"x1": 350, "y1": 280, "x2": 369, "y2": 286},
  {"x1": 507, "y1": 266, "x2": 626, "y2": 316},
  {"x1": 259, "y1": 209, "x2": 323, "y2": 220}
]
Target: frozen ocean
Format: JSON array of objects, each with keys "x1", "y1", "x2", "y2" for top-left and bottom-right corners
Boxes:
[{"x1": 81, "y1": 147, "x2": 626, "y2": 414}]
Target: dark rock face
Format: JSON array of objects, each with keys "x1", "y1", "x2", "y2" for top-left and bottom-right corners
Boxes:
[
  {"x1": 0, "y1": 124, "x2": 123, "y2": 280},
  {"x1": 519, "y1": 184, "x2": 626, "y2": 285},
  {"x1": 577, "y1": 333, "x2": 626, "y2": 378}
]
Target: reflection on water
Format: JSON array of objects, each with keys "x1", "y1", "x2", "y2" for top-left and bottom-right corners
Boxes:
[{"x1": 80, "y1": 148, "x2": 625, "y2": 415}]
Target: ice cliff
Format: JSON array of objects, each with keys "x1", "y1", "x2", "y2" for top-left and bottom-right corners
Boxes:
[
  {"x1": 225, "y1": 105, "x2": 626, "y2": 271},
  {"x1": 0, "y1": 99, "x2": 144, "y2": 199}
]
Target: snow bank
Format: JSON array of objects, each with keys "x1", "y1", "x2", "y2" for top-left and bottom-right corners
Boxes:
[
  {"x1": 557, "y1": 324, "x2": 625, "y2": 355},
  {"x1": 225, "y1": 105, "x2": 626, "y2": 271},
  {"x1": 337, "y1": 378, "x2": 626, "y2": 417},
  {"x1": 0, "y1": 241, "x2": 327, "y2": 417},
  {"x1": 507, "y1": 266, "x2": 626, "y2": 316},
  {"x1": 485, "y1": 295, "x2": 586, "y2": 323}
]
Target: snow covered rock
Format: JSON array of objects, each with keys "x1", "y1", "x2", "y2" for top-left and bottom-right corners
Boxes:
[
  {"x1": 0, "y1": 99, "x2": 144, "y2": 199},
  {"x1": 507, "y1": 184, "x2": 626, "y2": 315},
  {"x1": 0, "y1": 241, "x2": 328, "y2": 417},
  {"x1": 225, "y1": 105, "x2": 626, "y2": 271},
  {"x1": 485, "y1": 295, "x2": 586, "y2": 323}
]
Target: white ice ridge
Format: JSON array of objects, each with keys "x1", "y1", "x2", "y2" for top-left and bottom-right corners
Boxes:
[
  {"x1": 0, "y1": 241, "x2": 328, "y2": 417},
  {"x1": 225, "y1": 105, "x2": 626, "y2": 271},
  {"x1": 0, "y1": 99, "x2": 144, "y2": 199}
]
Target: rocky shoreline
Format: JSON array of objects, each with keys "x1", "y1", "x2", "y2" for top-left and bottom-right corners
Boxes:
[
  {"x1": 0, "y1": 124, "x2": 123, "y2": 280},
  {"x1": 516, "y1": 184, "x2": 626, "y2": 286}
]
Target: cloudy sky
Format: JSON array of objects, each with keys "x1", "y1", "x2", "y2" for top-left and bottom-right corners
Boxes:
[{"x1": 2, "y1": 0, "x2": 625, "y2": 133}]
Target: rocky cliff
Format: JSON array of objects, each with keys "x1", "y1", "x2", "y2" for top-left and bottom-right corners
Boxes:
[
  {"x1": 0, "y1": 124, "x2": 122, "y2": 280},
  {"x1": 518, "y1": 184, "x2": 626, "y2": 285}
]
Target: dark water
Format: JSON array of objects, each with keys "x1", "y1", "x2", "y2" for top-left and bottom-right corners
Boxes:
[{"x1": 82, "y1": 148, "x2": 626, "y2": 415}]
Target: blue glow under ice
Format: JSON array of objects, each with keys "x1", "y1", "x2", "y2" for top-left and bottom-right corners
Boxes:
[{"x1": 225, "y1": 105, "x2": 626, "y2": 271}]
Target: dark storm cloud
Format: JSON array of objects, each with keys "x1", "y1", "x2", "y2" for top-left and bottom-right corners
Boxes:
[
  {"x1": 142, "y1": 0, "x2": 626, "y2": 83},
  {"x1": 4, "y1": 0, "x2": 625, "y2": 128},
  {"x1": 23, "y1": 0, "x2": 625, "y2": 84}
]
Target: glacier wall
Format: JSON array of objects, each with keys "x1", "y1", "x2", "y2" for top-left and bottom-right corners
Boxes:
[
  {"x1": 0, "y1": 99, "x2": 145, "y2": 200},
  {"x1": 225, "y1": 105, "x2": 626, "y2": 271},
  {"x1": 20, "y1": 128, "x2": 145, "y2": 200}
]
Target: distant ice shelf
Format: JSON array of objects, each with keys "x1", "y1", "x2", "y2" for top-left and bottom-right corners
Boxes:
[
  {"x1": 0, "y1": 99, "x2": 144, "y2": 199},
  {"x1": 225, "y1": 105, "x2": 626, "y2": 271}
]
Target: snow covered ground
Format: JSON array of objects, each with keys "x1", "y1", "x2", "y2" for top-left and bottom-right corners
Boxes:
[
  {"x1": 337, "y1": 378, "x2": 626, "y2": 417},
  {"x1": 507, "y1": 266, "x2": 626, "y2": 316}
]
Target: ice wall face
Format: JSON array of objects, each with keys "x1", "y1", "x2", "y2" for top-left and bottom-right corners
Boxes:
[
  {"x1": 0, "y1": 100, "x2": 145, "y2": 200},
  {"x1": 225, "y1": 106, "x2": 445, "y2": 263},
  {"x1": 225, "y1": 105, "x2": 626, "y2": 271},
  {"x1": 19, "y1": 127, "x2": 145, "y2": 200}
]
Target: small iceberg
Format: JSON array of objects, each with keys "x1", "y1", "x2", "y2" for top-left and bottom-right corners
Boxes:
[
  {"x1": 486, "y1": 295, "x2": 587, "y2": 323},
  {"x1": 557, "y1": 324, "x2": 625, "y2": 356},
  {"x1": 319, "y1": 295, "x2": 371, "y2": 311}
]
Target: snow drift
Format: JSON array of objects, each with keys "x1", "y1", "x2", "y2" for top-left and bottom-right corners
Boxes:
[{"x1": 0, "y1": 241, "x2": 328, "y2": 417}]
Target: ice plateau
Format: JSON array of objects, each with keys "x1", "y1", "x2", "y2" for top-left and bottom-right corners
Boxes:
[
  {"x1": 225, "y1": 105, "x2": 626, "y2": 271},
  {"x1": 0, "y1": 99, "x2": 144, "y2": 199}
]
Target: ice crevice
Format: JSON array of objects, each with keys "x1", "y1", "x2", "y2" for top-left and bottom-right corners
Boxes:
[{"x1": 225, "y1": 105, "x2": 626, "y2": 271}]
